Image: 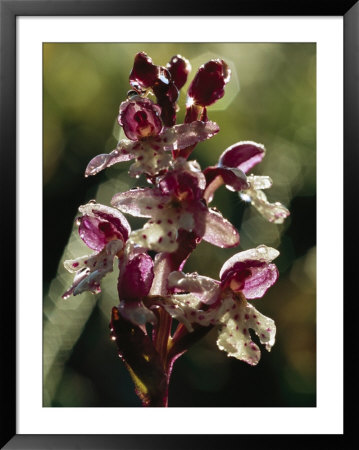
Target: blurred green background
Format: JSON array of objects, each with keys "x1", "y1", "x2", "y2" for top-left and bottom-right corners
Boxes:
[{"x1": 43, "y1": 43, "x2": 316, "y2": 407}]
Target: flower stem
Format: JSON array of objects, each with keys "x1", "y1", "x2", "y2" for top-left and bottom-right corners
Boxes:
[{"x1": 153, "y1": 308, "x2": 172, "y2": 369}]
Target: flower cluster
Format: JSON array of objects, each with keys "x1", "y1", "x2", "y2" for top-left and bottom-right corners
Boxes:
[{"x1": 63, "y1": 52, "x2": 289, "y2": 406}]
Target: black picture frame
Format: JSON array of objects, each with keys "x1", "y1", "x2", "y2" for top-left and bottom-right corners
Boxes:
[{"x1": 1, "y1": 1, "x2": 356, "y2": 448}]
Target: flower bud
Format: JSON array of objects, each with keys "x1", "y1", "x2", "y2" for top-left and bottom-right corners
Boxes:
[
  {"x1": 118, "y1": 96, "x2": 163, "y2": 141},
  {"x1": 187, "y1": 59, "x2": 231, "y2": 107},
  {"x1": 129, "y1": 52, "x2": 158, "y2": 91},
  {"x1": 167, "y1": 55, "x2": 191, "y2": 90}
]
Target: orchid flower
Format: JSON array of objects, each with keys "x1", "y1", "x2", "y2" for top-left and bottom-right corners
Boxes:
[
  {"x1": 62, "y1": 202, "x2": 130, "y2": 298},
  {"x1": 85, "y1": 95, "x2": 219, "y2": 179},
  {"x1": 159, "y1": 245, "x2": 278, "y2": 366},
  {"x1": 111, "y1": 158, "x2": 240, "y2": 252},
  {"x1": 204, "y1": 141, "x2": 290, "y2": 223},
  {"x1": 63, "y1": 202, "x2": 157, "y2": 327}
]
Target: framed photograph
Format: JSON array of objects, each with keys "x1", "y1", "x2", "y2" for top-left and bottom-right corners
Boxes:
[{"x1": 1, "y1": 1, "x2": 356, "y2": 448}]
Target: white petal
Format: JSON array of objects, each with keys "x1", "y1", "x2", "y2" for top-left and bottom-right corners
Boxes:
[
  {"x1": 246, "y1": 174, "x2": 273, "y2": 190},
  {"x1": 111, "y1": 188, "x2": 171, "y2": 218},
  {"x1": 159, "y1": 294, "x2": 219, "y2": 331},
  {"x1": 130, "y1": 222, "x2": 178, "y2": 253},
  {"x1": 128, "y1": 141, "x2": 172, "y2": 177},
  {"x1": 239, "y1": 181, "x2": 290, "y2": 224},
  {"x1": 64, "y1": 254, "x2": 91, "y2": 273},
  {"x1": 216, "y1": 297, "x2": 276, "y2": 365},
  {"x1": 63, "y1": 240, "x2": 123, "y2": 298},
  {"x1": 168, "y1": 271, "x2": 221, "y2": 304}
]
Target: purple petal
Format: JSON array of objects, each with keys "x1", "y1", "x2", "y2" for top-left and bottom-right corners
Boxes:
[
  {"x1": 118, "y1": 96, "x2": 163, "y2": 141},
  {"x1": 159, "y1": 121, "x2": 219, "y2": 152},
  {"x1": 204, "y1": 166, "x2": 248, "y2": 203},
  {"x1": 85, "y1": 142, "x2": 135, "y2": 177},
  {"x1": 220, "y1": 245, "x2": 280, "y2": 280},
  {"x1": 78, "y1": 216, "x2": 110, "y2": 251},
  {"x1": 242, "y1": 264, "x2": 279, "y2": 299},
  {"x1": 118, "y1": 253, "x2": 154, "y2": 300},
  {"x1": 219, "y1": 141, "x2": 266, "y2": 174},
  {"x1": 111, "y1": 188, "x2": 170, "y2": 218},
  {"x1": 199, "y1": 208, "x2": 239, "y2": 248},
  {"x1": 78, "y1": 203, "x2": 131, "y2": 251},
  {"x1": 159, "y1": 160, "x2": 206, "y2": 201}
]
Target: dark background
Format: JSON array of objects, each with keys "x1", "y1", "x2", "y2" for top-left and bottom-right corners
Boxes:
[{"x1": 43, "y1": 43, "x2": 316, "y2": 407}]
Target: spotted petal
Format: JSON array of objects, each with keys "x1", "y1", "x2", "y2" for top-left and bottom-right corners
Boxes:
[
  {"x1": 159, "y1": 121, "x2": 219, "y2": 151},
  {"x1": 216, "y1": 296, "x2": 276, "y2": 365},
  {"x1": 63, "y1": 240, "x2": 123, "y2": 298},
  {"x1": 111, "y1": 188, "x2": 171, "y2": 218},
  {"x1": 130, "y1": 222, "x2": 178, "y2": 253},
  {"x1": 158, "y1": 293, "x2": 217, "y2": 331},
  {"x1": 239, "y1": 175, "x2": 290, "y2": 224},
  {"x1": 168, "y1": 271, "x2": 221, "y2": 305},
  {"x1": 161, "y1": 292, "x2": 276, "y2": 365},
  {"x1": 85, "y1": 140, "x2": 136, "y2": 177}
]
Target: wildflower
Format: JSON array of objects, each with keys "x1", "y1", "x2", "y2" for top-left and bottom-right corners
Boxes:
[
  {"x1": 85, "y1": 96, "x2": 219, "y2": 179},
  {"x1": 62, "y1": 202, "x2": 130, "y2": 298},
  {"x1": 111, "y1": 158, "x2": 239, "y2": 252},
  {"x1": 118, "y1": 95, "x2": 163, "y2": 141},
  {"x1": 204, "y1": 141, "x2": 290, "y2": 223},
  {"x1": 159, "y1": 245, "x2": 278, "y2": 365}
]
